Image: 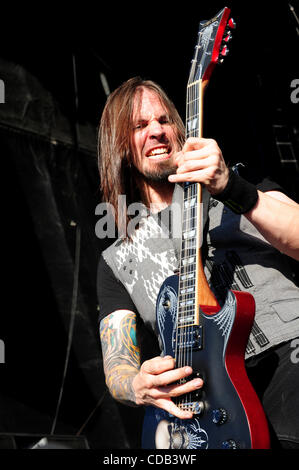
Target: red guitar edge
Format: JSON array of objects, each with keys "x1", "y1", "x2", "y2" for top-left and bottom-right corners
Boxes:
[{"x1": 225, "y1": 290, "x2": 271, "y2": 449}]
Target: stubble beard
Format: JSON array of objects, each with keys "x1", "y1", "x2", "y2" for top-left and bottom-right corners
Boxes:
[{"x1": 138, "y1": 157, "x2": 177, "y2": 183}]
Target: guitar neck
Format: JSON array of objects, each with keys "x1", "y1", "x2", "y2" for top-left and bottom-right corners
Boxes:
[{"x1": 178, "y1": 79, "x2": 218, "y2": 328}]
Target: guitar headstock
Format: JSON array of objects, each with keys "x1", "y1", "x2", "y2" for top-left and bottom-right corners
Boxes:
[{"x1": 188, "y1": 7, "x2": 236, "y2": 86}]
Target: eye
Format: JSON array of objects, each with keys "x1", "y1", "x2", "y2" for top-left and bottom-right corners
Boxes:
[
  {"x1": 159, "y1": 116, "x2": 170, "y2": 125},
  {"x1": 133, "y1": 121, "x2": 147, "y2": 131}
]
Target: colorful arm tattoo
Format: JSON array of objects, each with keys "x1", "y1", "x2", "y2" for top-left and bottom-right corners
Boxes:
[{"x1": 99, "y1": 310, "x2": 140, "y2": 406}]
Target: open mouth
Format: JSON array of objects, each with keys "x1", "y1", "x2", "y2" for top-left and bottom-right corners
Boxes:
[{"x1": 146, "y1": 146, "x2": 171, "y2": 160}]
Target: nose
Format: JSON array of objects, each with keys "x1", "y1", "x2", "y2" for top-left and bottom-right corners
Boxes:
[{"x1": 148, "y1": 119, "x2": 165, "y2": 139}]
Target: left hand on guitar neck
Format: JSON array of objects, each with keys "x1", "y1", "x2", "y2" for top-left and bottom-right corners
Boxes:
[{"x1": 169, "y1": 137, "x2": 229, "y2": 196}]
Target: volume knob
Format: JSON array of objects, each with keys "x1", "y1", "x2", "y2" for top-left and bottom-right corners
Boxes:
[
  {"x1": 212, "y1": 408, "x2": 228, "y2": 425},
  {"x1": 221, "y1": 439, "x2": 238, "y2": 449}
]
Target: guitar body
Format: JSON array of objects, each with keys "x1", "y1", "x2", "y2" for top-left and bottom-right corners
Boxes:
[{"x1": 142, "y1": 275, "x2": 270, "y2": 449}]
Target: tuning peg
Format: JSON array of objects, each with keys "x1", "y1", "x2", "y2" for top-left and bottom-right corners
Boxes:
[
  {"x1": 220, "y1": 45, "x2": 229, "y2": 57},
  {"x1": 223, "y1": 31, "x2": 232, "y2": 43},
  {"x1": 228, "y1": 17, "x2": 236, "y2": 29},
  {"x1": 217, "y1": 44, "x2": 230, "y2": 65}
]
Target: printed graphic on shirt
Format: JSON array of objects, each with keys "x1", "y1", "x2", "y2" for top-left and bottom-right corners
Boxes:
[{"x1": 111, "y1": 214, "x2": 178, "y2": 311}]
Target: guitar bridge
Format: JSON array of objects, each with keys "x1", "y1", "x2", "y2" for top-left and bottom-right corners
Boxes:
[{"x1": 178, "y1": 400, "x2": 205, "y2": 415}]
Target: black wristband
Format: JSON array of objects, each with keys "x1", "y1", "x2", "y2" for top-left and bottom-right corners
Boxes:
[{"x1": 213, "y1": 168, "x2": 258, "y2": 214}]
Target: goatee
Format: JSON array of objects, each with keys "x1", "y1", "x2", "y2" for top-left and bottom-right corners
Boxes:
[{"x1": 140, "y1": 162, "x2": 177, "y2": 183}]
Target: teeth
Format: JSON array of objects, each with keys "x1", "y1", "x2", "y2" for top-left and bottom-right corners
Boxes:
[{"x1": 148, "y1": 147, "x2": 169, "y2": 157}]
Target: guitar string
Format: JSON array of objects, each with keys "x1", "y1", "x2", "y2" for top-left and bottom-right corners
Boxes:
[
  {"x1": 177, "y1": 83, "x2": 188, "y2": 409},
  {"x1": 185, "y1": 83, "x2": 193, "y2": 412},
  {"x1": 187, "y1": 82, "x2": 195, "y2": 412},
  {"x1": 186, "y1": 84, "x2": 193, "y2": 410},
  {"x1": 183, "y1": 82, "x2": 196, "y2": 411},
  {"x1": 177, "y1": 84, "x2": 189, "y2": 410},
  {"x1": 177, "y1": 80, "x2": 200, "y2": 412},
  {"x1": 188, "y1": 82, "x2": 199, "y2": 412}
]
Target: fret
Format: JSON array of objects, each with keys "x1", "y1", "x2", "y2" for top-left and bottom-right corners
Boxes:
[
  {"x1": 178, "y1": 310, "x2": 195, "y2": 318},
  {"x1": 183, "y1": 206, "x2": 198, "y2": 215},
  {"x1": 178, "y1": 308, "x2": 195, "y2": 316},
  {"x1": 180, "y1": 253, "x2": 197, "y2": 262},
  {"x1": 179, "y1": 284, "x2": 196, "y2": 299},
  {"x1": 177, "y1": 315, "x2": 195, "y2": 322},
  {"x1": 180, "y1": 287, "x2": 195, "y2": 295},
  {"x1": 180, "y1": 272, "x2": 195, "y2": 281},
  {"x1": 181, "y1": 243, "x2": 197, "y2": 252},
  {"x1": 179, "y1": 286, "x2": 195, "y2": 294},
  {"x1": 181, "y1": 238, "x2": 197, "y2": 247},
  {"x1": 178, "y1": 299, "x2": 195, "y2": 306},
  {"x1": 183, "y1": 212, "x2": 197, "y2": 220},
  {"x1": 180, "y1": 263, "x2": 196, "y2": 272},
  {"x1": 179, "y1": 301, "x2": 195, "y2": 309},
  {"x1": 180, "y1": 251, "x2": 197, "y2": 260},
  {"x1": 180, "y1": 266, "x2": 196, "y2": 274},
  {"x1": 180, "y1": 271, "x2": 196, "y2": 280},
  {"x1": 179, "y1": 267, "x2": 196, "y2": 275},
  {"x1": 187, "y1": 79, "x2": 201, "y2": 88},
  {"x1": 179, "y1": 295, "x2": 195, "y2": 302},
  {"x1": 178, "y1": 302, "x2": 195, "y2": 308},
  {"x1": 180, "y1": 245, "x2": 196, "y2": 253},
  {"x1": 184, "y1": 197, "x2": 197, "y2": 209},
  {"x1": 183, "y1": 229, "x2": 196, "y2": 240},
  {"x1": 182, "y1": 215, "x2": 197, "y2": 225},
  {"x1": 177, "y1": 316, "x2": 195, "y2": 325},
  {"x1": 181, "y1": 256, "x2": 195, "y2": 265},
  {"x1": 179, "y1": 277, "x2": 196, "y2": 285},
  {"x1": 182, "y1": 224, "x2": 196, "y2": 234},
  {"x1": 186, "y1": 109, "x2": 199, "y2": 118},
  {"x1": 186, "y1": 117, "x2": 199, "y2": 133},
  {"x1": 187, "y1": 97, "x2": 198, "y2": 107}
]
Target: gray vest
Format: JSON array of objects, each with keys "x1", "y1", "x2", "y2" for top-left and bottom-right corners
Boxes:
[{"x1": 102, "y1": 185, "x2": 299, "y2": 359}]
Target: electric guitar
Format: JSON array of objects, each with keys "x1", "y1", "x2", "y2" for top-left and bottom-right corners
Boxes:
[{"x1": 142, "y1": 7, "x2": 270, "y2": 450}]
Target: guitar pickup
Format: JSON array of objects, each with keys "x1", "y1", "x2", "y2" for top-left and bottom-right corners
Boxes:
[{"x1": 174, "y1": 325, "x2": 203, "y2": 350}]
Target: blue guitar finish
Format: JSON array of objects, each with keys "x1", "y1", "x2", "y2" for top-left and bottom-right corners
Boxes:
[{"x1": 142, "y1": 275, "x2": 269, "y2": 449}]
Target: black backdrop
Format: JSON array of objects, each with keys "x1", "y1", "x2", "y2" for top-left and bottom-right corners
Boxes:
[{"x1": 0, "y1": 0, "x2": 298, "y2": 451}]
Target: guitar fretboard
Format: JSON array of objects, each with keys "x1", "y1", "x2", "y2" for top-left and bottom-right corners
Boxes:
[
  {"x1": 177, "y1": 182, "x2": 200, "y2": 328},
  {"x1": 186, "y1": 81, "x2": 201, "y2": 139}
]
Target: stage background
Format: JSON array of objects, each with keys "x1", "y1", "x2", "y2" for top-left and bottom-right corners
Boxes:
[{"x1": 0, "y1": 0, "x2": 298, "y2": 449}]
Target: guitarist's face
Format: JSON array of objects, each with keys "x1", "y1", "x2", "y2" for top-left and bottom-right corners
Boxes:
[{"x1": 131, "y1": 88, "x2": 179, "y2": 183}]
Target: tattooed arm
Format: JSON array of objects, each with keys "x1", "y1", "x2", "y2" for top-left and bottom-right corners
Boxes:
[
  {"x1": 100, "y1": 309, "x2": 203, "y2": 418},
  {"x1": 100, "y1": 309, "x2": 140, "y2": 406}
]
